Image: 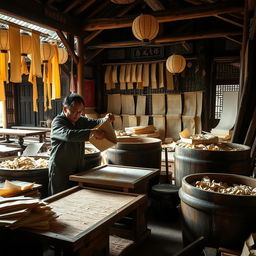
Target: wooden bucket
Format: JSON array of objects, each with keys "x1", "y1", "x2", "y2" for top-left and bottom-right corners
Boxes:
[
  {"x1": 174, "y1": 142, "x2": 251, "y2": 187},
  {"x1": 106, "y1": 137, "x2": 162, "y2": 170},
  {"x1": 179, "y1": 173, "x2": 256, "y2": 249},
  {"x1": 0, "y1": 156, "x2": 49, "y2": 198}
]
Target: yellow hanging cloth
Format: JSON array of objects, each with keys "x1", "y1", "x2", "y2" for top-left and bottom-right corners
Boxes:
[
  {"x1": 21, "y1": 56, "x2": 29, "y2": 75},
  {"x1": 29, "y1": 32, "x2": 42, "y2": 112},
  {"x1": 51, "y1": 44, "x2": 61, "y2": 99},
  {"x1": 9, "y1": 25, "x2": 21, "y2": 83},
  {"x1": 0, "y1": 52, "x2": 8, "y2": 101},
  {"x1": 0, "y1": 81, "x2": 5, "y2": 101}
]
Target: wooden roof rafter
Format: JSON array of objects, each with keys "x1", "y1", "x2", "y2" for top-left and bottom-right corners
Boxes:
[
  {"x1": 144, "y1": 0, "x2": 165, "y2": 11},
  {"x1": 215, "y1": 14, "x2": 243, "y2": 28},
  {"x1": 83, "y1": 1, "x2": 141, "y2": 45},
  {"x1": 87, "y1": 30, "x2": 242, "y2": 49},
  {"x1": 83, "y1": 1, "x2": 244, "y2": 31},
  {"x1": 63, "y1": 0, "x2": 84, "y2": 14},
  {"x1": 0, "y1": 0, "x2": 81, "y2": 35},
  {"x1": 88, "y1": 1, "x2": 109, "y2": 18},
  {"x1": 56, "y1": 29, "x2": 79, "y2": 65},
  {"x1": 74, "y1": 0, "x2": 97, "y2": 15}
]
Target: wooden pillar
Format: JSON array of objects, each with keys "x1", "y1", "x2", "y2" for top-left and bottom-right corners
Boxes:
[
  {"x1": 2, "y1": 101, "x2": 7, "y2": 128},
  {"x1": 77, "y1": 36, "x2": 85, "y2": 99},
  {"x1": 238, "y1": 0, "x2": 248, "y2": 95}
]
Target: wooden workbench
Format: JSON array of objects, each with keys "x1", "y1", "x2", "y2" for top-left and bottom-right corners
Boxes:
[{"x1": 0, "y1": 186, "x2": 148, "y2": 256}]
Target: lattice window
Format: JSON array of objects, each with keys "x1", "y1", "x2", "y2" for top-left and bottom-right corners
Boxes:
[{"x1": 215, "y1": 84, "x2": 239, "y2": 119}]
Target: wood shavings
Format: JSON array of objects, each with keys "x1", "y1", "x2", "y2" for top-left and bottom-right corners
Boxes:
[
  {"x1": 0, "y1": 157, "x2": 48, "y2": 170},
  {"x1": 194, "y1": 176, "x2": 256, "y2": 195},
  {"x1": 178, "y1": 142, "x2": 244, "y2": 151}
]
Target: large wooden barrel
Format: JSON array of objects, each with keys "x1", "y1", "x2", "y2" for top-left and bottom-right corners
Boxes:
[
  {"x1": 0, "y1": 156, "x2": 49, "y2": 198},
  {"x1": 179, "y1": 173, "x2": 256, "y2": 249},
  {"x1": 174, "y1": 143, "x2": 251, "y2": 187},
  {"x1": 106, "y1": 137, "x2": 162, "y2": 170}
]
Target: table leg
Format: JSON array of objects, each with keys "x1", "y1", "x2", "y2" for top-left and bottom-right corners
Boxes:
[
  {"x1": 18, "y1": 136, "x2": 25, "y2": 149},
  {"x1": 5, "y1": 135, "x2": 10, "y2": 143},
  {"x1": 164, "y1": 148, "x2": 169, "y2": 183},
  {"x1": 39, "y1": 134, "x2": 43, "y2": 143}
]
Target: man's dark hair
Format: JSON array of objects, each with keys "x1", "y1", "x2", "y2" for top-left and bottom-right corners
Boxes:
[{"x1": 63, "y1": 93, "x2": 85, "y2": 108}]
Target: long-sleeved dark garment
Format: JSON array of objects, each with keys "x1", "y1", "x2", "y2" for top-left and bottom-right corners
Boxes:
[{"x1": 48, "y1": 112, "x2": 105, "y2": 195}]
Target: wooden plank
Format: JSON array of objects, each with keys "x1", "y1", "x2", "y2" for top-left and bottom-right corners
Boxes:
[{"x1": 83, "y1": 1, "x2": 244, "y2": 31}]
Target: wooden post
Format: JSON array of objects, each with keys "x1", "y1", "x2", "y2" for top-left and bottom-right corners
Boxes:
[
  {"x1": 2, "y1": 101, "x2": 7, "y2": 128},
  {"x1": 77, "y1": 36, "x2": 85, "y2": 99}
]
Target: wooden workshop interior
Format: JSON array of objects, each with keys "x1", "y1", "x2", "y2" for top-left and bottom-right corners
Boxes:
[{"x1": 0, "y1": 0, "x2": 256, "y2": 255}]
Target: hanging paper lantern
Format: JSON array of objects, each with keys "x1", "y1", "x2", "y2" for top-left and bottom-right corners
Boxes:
[
  {"x1": 58, "y1": 47, "x2": 68, "y2": 64},
  {"x1": 132, "y1": 14, "x2": 159, "y2": 42},
  {"x1": 111, "y1": 0, "x2": 136, "y2": 4},
  {"x1": 166, "y1": 54, "x2": 186, "y2": 73},
  {"x1": 0, "y1": 27, "x2": 9, "y2": 53},
  {"x1": 20, "y1": 32, "x2": 32, "y2": 56},
  {"x1": 40, "y1": 41, "x2": 54, "y2": 63}
]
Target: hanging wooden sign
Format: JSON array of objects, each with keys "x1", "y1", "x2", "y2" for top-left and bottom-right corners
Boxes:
[{"x1": 130, "y1": 46, "x2": 164, "y2": 60}]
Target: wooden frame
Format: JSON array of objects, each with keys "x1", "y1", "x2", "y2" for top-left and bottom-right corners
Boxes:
[
  {"x1": 69, "y1": 164, "x2": 160, "y2": 193},
  {"x1": 3, "y1": 186, "x2": 148, "y2": 255}
]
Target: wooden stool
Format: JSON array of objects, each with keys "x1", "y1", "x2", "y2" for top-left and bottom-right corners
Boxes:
[{"x1": 151, "y1": 183, "x2": 180, "y2": 220}]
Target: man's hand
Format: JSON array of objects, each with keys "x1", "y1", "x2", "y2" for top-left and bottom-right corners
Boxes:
[
  {"x1": 91, "y1": 129, "x2": 105, "y2": 139},
  {"x1": 105, "y1": 113, "x2": 115, "y2": 122}
]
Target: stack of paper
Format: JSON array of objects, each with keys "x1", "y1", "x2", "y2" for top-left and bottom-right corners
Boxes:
[
  {"x1": 0, "y1": 195, "x2": 58, "y2": 230},
  {"x1": 89, "y1": 121, "x2": 117, "y2": 152},
  {"x1": 0, "y1": 180, "x2": 35, "y2": 197}
]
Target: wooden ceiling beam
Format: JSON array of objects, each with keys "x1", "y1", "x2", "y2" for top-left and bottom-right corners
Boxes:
[
  {"x1": 87, "y1": 30, "x2": 242, "y2": 49},
  {"x1": 0, "y1": 0, "x2": 81, "y2": 35},
  {"x1": 83, "y1": 1, "x2": 140, "y2": 45},
  {"x1": 143, "y1": 0, "x2": 165, "y2": 11},
  {"x1": 56, "y1": 30, "x2": 79, "y2": 65},
  {"x1": 63, "y1": 0, "x2": 83, "y2": 14},
  {"x1": 83, "y1": 1, "x2": 244, "y2": 31},
  {"x1": 74, "y1": 0, "x2": 97, "y2": 15},
  {"x1": 88, "y1": 1, "x2": 109, "y2": 18},
  {"x1": 224, "y1": 36, "x2": 242, "y2": 45},
  {"x1": 215, "y1": 14, "x2": 243, "y2": 28},
  {"x1": 85, "y1": 49, "x2": 104, "y2": 64},
  {"x1": 184, "y1": 0, "x2": 203, "y2": 5}
]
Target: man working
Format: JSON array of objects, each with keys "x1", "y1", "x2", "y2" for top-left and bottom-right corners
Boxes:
[{"x1": 48, "y1": 93, "x2": 114, "y2": 195}]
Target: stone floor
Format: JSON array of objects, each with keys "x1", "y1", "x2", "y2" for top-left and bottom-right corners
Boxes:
[{"x1": 132, "y1": 206, "x2": 183, "y2": 256}]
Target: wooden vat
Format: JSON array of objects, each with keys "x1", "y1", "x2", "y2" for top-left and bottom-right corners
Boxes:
[
  {"x1": 106, "y1": 137, "x2": 162, "y2": 170},
  {"x1": 174, "y1": 143, "x2": 251, "y2": 187},
  {"x1": 0, "y1": 156, "x2": 49, "y2": 198},
  {"x1": 179, "y1": 173, "x2": 256, "y2": 250}
]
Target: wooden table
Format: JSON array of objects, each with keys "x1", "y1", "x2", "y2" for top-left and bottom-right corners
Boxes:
[
  {"x1": 0, "y1": 128, "x2": 47, "y2": 149},
  {"x1": 0, "y1": 144, "x2": 23, "y2": 157},
  {"x1": 70, "y1": 164, "x2": 160, "y2": 193},
  {"x1": 11, "y1": 126, "x2": 51, "y2": 133},
  {"x1": 0, "y1": 186, "x2": 148, "y2": 256}
]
